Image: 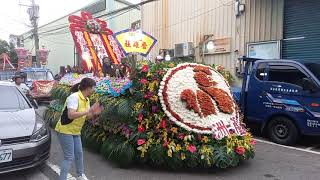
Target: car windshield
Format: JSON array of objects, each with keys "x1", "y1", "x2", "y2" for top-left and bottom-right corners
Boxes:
[
  {"x1": 303, "y1": 62, "x2": 320, "y2": 81},
  {"x1": 0, "y1": 86, "x2": 31, "y2": 110},
  {"x1": 26, "y1": 71, "x2": 54, "y2": 81}
]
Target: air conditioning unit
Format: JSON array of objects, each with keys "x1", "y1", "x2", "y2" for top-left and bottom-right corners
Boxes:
[{"x1": 174, "y1": 42, "x2": 194, "y2": 57}]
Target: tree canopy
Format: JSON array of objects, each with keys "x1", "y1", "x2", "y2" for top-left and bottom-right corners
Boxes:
[{"x1": 0, "y1": 39, "x2": 18, "y2": 65}]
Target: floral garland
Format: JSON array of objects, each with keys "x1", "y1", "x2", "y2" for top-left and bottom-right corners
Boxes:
[
  {"x1": 49, "y1": 61, "x2": 255, "y2": 169},
  {"x1": 59, "y1": 73, "x2": 132, "y2": 97},
  {"x1": 86, "y1": 19, "x2": 101, "y2": 34},
  {"x1": 159, "y1": 63, "x2": 246, "y2": 137},
  {"x1": 59, "y1": 73, "x2": 94, "y2": 86},
  {"x1": 95, "y1": 77, "x2": 132, "y2": 97}
]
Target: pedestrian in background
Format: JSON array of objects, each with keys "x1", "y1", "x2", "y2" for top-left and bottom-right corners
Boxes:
[
  {"x1": 66, "y1": 65, "x2": 72, "y2": 74},
  {"x1": 13, "y1": 74, "x2": 30, "y2": 95},
  {"x1": 102, "y1": 57, "x2": 113, "y2": 77},
  {"x1": 55, "y1": 78, "x2": 103, "y2": 180}
]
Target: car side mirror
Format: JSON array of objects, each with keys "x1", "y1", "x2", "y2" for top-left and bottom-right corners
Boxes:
[
  {"x1": 27, "y1": 95, "x2": 38, "y2": 109},
  {"x1": 31, "y1": 99, "x2": 38, "y2": 109},
  {"x1": 302, "y1": 78, "x2": 318, "y2": 93}
]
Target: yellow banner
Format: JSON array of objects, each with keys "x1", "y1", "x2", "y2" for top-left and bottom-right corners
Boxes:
[{"x1": 114, "y1": 29, "x2": 157, "y2": 56}]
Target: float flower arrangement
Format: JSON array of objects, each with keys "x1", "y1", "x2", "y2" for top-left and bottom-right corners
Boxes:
[
  {"x1": 95, "y1": 77, "x2": 132, "y2": 97},
  {"x1": 59, "y1": 73, "x2": 93, "y2": 86},
  {"x1": 47, "y1": 61, "x2": 255, "y2": 170}
]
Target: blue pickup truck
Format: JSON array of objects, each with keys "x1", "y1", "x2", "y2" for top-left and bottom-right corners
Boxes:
[{"x1": 233, "y1": 57, "x2": 320, "y2": 145}]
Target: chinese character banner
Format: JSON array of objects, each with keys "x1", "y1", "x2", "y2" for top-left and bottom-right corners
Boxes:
[
  {"x1": 113, "y1": 29, "x2": 157, "y2": 57},
  {"x1": 69, "y1": 11, "x2": 124, "y2": 76}
]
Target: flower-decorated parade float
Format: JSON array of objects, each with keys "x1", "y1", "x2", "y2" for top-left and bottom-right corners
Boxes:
[{"x1": 45, "y1": 11, "x2": 255, "y2": 170}]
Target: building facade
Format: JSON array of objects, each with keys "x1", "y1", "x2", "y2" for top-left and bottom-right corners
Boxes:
[
  {"x1": 21, "y1": 0, "x2": 140, "y2": 75},
  {"x1": 142, "y1": 0, "x2": 320, "y2": 82}
]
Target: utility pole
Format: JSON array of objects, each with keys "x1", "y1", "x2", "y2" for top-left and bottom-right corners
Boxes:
[{"x1": 26, "y1": 0, "x2": 40, "y2": 67}]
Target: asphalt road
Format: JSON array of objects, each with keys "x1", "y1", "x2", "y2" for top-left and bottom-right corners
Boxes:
[{"x1": 1, "y1": 106, "x2": 320, "y2": 180}]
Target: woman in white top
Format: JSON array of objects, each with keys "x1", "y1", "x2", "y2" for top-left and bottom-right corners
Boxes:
[{"x1": 13, "y1": 74, "x2": 30, "y2": 95}]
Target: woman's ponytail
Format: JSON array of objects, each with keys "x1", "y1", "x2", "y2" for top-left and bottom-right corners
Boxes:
[{"x1": 70, "y1": 83, "x2": 80, "y2": 93}]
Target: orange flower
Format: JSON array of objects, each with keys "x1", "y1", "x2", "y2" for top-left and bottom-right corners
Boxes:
[
  {"x1": 194, "y1": 72, "x2": 216, "y2": 87},
  {"x1": 201, "y1": 87, "x2": 234, "y2": 114},
  {"x1": 180, "y1": 89, "x2": 201, "y2": 117},
  {"x1": 193, "y1": 65, "x2": 212, "y2": 75},
  {"x1": 168, "y1": 63, "x2": 175, "y2": 68},
  {"x1": 197, "y1": 90, "x2": 216, "y2": 117}
]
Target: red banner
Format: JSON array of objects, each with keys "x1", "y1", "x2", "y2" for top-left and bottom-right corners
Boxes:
[
  {"x1": 69, "y1": 11, "x2": 124, "y2": 77},
  {"x1": 31, "y1": 81, "x2": 56, "y2": 97}
]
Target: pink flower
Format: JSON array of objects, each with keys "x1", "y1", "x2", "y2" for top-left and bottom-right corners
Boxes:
[
  {"x1": 160, "y1": 119, "x2": 167, "y2": 129},
  {"x1": 188, "y1": 145, "x2": 197, "y2": 153},
  {"x1": 143, "y1": 91, "x2": 154, "y2": 99},
  {"x1": 141, "y1": 65, "x2": 149, "y2": 73},
  {"x1": 137, "y1": 139, "x2": 146, "y2": 146},
  {"x1": 235, "y1": 146, "x2": 246, "y2": 155},
  {"x1": 178, "y1": 133, "x2": 185, "y2": 140},
  {"x1": 250, "y1": 139, "x2": 256, "y2": 145},
  {"x1": 217, "y1": 65, "x2": 225, "y2": 71},
  {"x1": 157, "y1": 70, "x2": 165, "y2": 75},
  {"x1": 138, "y1": 113, "x2": 143, "y2": 122},
  {"x1": 140, "y1": 78, "x2": 148, "y2": 84},
  {"x1": 163, "y1": 141, "x2": 169, "y2": 148}
]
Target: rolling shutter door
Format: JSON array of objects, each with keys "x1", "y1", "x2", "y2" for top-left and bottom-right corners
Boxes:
[{"x1": 282, "y1": 0, "x2": 320, "y2": 61}]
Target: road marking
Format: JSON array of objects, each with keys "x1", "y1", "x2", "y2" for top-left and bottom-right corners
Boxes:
[
  {"x1": 255, "y1": 138, "x2": 320, "y2": 155},
  {"x1": 46, "y1": 161, "x2": 76, "y2": 180},
  {"x1": 305, "y1": 146, "x2": 318, "y2": 150}
]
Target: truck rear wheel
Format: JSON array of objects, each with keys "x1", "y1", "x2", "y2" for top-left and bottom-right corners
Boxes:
[{"x1": 267, "y1": 117, "x2": 298, "y2": 145}]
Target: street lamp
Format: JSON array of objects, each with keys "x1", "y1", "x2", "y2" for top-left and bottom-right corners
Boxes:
[{"x1": 206, "y1": 41, "x2": 215, "y2": 50}]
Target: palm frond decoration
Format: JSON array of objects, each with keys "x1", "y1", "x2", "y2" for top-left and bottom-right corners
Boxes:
[
  {"x1": 101, "y1": 137, "x2": 136, "y2": 168},
  {"x1": 117, "y1": 99, "x2": 133, "y2": 122},
  {"x1": 213, "y1": 146, "x2": 234, "y2": 169}
]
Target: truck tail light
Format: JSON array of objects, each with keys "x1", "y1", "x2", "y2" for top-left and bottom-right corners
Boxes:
[{"x1": 310, "y1": 103, "x2": 320, "y2": 107}]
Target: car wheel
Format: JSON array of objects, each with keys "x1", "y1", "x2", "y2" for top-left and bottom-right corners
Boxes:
[{"x1": 267, "y1": 116, "x2": 298, "y2": 145}]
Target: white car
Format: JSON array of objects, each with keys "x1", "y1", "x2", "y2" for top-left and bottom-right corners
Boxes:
[{"x1": 0, "y1": 81, "x2": 51, "y2": 174}]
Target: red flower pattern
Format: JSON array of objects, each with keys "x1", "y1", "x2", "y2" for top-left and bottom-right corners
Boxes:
[
  {"x1": 193, "y1": 66, "x2": 212, "y2": 75},
  {"x1": 140, "y1": 78, "x2": 148, "y2": 85},
  {"x1": 180, "y1": 89, "x2": 201, "y2": 116},
  {"x1": 141, "y1": 65, "x2": 149, "y2": 73},
  {"x1": 200, "y1": 86, "x2": 234, "y2": 114},
  {"x1": 138, "y1": 125, "x2": 145, "y2": 133},
  {"x1": 160, "y1": 119, "x2": 167, "y2": 129},
  {"x1": 197, "y1": 90, "x2": 216, "y2": 117},
  {"x1": 138, "y1": 113, "x2": 143, "y2": 122},
  {"x1": 194, "y1": 71, "x2": 216, "y2": 87},
  {"x1": 235, "y1": 146, "x2": 246, "y2": 155}
]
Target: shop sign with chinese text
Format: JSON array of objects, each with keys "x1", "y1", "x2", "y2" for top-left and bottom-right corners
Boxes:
[{"x1": 114, "y1": 29, "x2": 157, "y2": 56}]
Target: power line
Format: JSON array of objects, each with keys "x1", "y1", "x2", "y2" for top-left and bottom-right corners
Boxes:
[
  {"x1": 24, "y1": 0, "x2": 158, "y2": 40},
  {"x1": 105, "y1": 8, "x2": 134, "y2": 21},
  {"x1": 37, "y1": 0, "x2": 158, "y2": 36}
]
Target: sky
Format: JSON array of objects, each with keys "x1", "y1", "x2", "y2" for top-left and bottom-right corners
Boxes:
[{"x1": 0, "y1": 0, "x2": 140, "y2": 41}]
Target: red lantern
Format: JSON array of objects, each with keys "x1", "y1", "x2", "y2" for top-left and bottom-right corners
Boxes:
[
  {"x1": 37, "y1": 46, "x2": 50, "y2": 65},
  {"x1": 15, "y1": 47, "x2": 28, "y2": 59}
]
